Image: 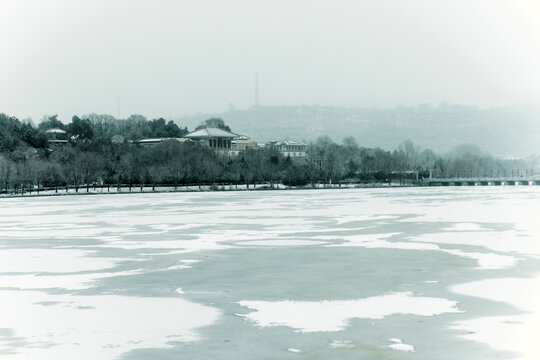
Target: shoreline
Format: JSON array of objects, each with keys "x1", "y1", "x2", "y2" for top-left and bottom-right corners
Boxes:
[
  {"x1": 0, "y1": 182, "x2": 420, "y2": 199},
  {"x1": 2, "y1": 179, "x2": 538, "y2": 199}
]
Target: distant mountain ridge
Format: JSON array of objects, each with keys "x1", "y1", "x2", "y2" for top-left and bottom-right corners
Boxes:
[{"x1": 174, "y1": 104, "x2": 540, "y2": 158}]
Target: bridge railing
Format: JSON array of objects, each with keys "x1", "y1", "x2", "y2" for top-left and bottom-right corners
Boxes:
[{"x1": 429, "y1": 169, "x2": 537, "y2": 181}]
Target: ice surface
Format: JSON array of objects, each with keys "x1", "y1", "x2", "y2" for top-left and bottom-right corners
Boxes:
[{"x1": 1, "y1": 187, "x2": 538, "y2": 359}]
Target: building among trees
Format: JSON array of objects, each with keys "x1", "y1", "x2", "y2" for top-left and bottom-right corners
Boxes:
[
  {"x1": 45, "y1": 128, "x2": 68, "y2": 145},
  {"x1": 267, "y1": 140, "x2": 307, "y2": 160},
  {"x1": 232, "y1": 135, "x2": 256, "y2": 152}
]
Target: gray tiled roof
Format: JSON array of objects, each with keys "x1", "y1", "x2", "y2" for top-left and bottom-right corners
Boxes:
[
  {"x1": 268, "y1": 140, "x2": 307, "y2": 146},
  {"x1": 45, "y1": 128, "x2": 67, "y2": 134},
  {"x1": 185, "y1": 127, "x2": 238, "y2": 139}
]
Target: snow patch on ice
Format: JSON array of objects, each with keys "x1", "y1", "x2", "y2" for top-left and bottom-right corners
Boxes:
[
  {"x1": 331, "y1": 340, "x2": 354, "y2": 348},
  {"x1": 442, "y1": 249, "x2": 519, "y2": 269},
  {"x1": 237, "y1": 240, "x2": 327, "y2": 246},
  {"x1": 445, "y1": 223, "x2": 484, "y2": 231},
  {"x1": 413, "y1": 231, "x2": 540, "y2": 258},
  {"x1": 330, "y1": 239, "x2": 439, "y2": 251},
  {"x1": 237, "y1": 292, "x2": 460, "y2": 332},
  {"x1": 335, "y1": 215, "x2": 395, "y2": 224},
  {"x1": 0, "y1": 249, "x2": 121, "y2": 273},
  {"x1": 95, "y1": 239, "x2": 232, "y2": 253},
  {"x1": 181, "y1": 259, "x2": 200, "y2": 264},
  {"x1": 329, "y1": 232, "x2": 518, "y2": 270},
  {"x1": 343, "y1": 233, "x2": 402, "y2": 242},
  {"x1": 0, "y1": 269, "x2": 143, "y2": 291},
  {"x1": 451, "y1": 275, "x2": 540, "y2": 360},
  {"x1": 161, "y1": 264, "x2": 192, "y2": 271},
  {"x1": 0, "y1": 290, "x2": 220, "y2": 360},
  {"x1": 387, "y1": 338, "x2": 414, "y2": 352}
]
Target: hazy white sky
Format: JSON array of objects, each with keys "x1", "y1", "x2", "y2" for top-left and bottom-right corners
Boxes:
[{"x1": 2, "y1": 0, "x2": 540, "y2": 122}]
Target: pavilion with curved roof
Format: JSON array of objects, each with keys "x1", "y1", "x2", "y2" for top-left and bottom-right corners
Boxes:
[{"x1": 184, "y1": 127, "x2": 239, "y2": 150}]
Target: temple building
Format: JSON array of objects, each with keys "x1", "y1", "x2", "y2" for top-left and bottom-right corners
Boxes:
[{"x1": 184, "y1": 127, "x2": 238, "y2": 150}]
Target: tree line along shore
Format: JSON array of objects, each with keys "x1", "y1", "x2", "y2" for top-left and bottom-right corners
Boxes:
[{"x1": 1, "y1": 112, "x2": 536, "y2": 196}]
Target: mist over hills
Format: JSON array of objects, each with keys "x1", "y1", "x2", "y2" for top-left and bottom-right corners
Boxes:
[{"x1": 175, "y1": 104, "x2": 540, "y2": 158}]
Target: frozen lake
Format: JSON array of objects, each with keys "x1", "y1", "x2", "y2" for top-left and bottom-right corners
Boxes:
[{"x1": 1, "y1": 187, "x2": 539, "y2": 359}]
